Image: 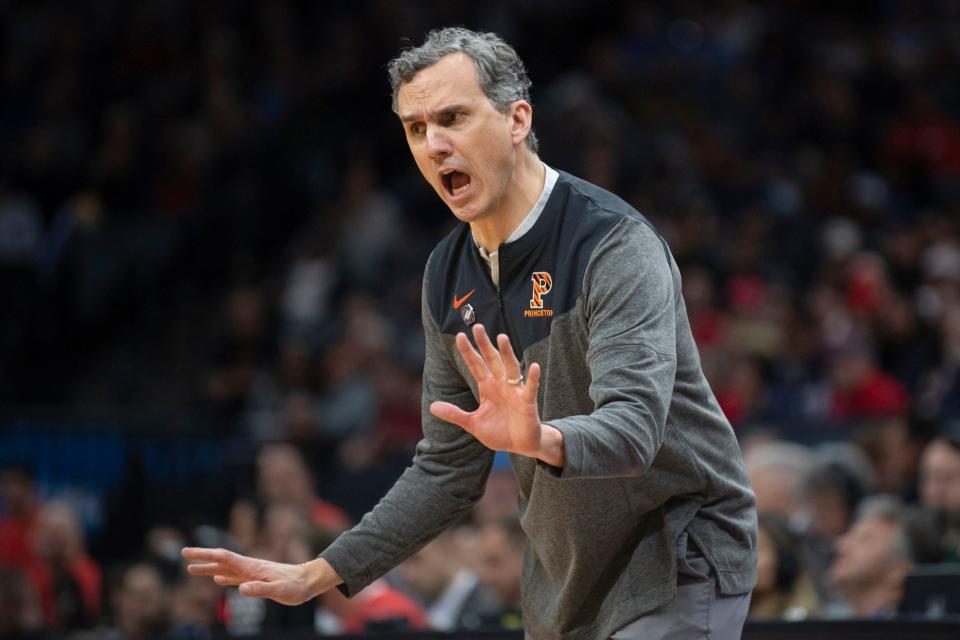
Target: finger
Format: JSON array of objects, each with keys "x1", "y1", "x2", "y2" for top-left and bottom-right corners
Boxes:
[
  {"x1": 429, "y1": 401, "x2": 475, "y2": 431},
  {"x1": 456, "y1": 330, "x2": 493, "y2": 381},
  {"x1": 524, "y1": 362, "x2": 542, "y2": 403},
  {"x1": 185, "y1": 562, "x2": 227, "y2": 577},
  {"x1": 473, "y1": 324, "x2": 505, "y2": 378},
  {"x1": 182, "y1": 547, "x2": 227, "y2": 562},
  {"x1": 497, "y1": 334, "x2": 523, "y2": 380},
  {"x1": 239, "y1": 580, "x2": 289, "y2": 602},
  {"x1": 183, "y1": 548, "x2": 260, "y2": 579},
  {"x1": 214, "y1": 574, "x2": 246, "y2": 586}
]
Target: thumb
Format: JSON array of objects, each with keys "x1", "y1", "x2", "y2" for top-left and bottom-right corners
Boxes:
[{"x1": 430, "y1": 401, "x2": 473, "y2": 430}]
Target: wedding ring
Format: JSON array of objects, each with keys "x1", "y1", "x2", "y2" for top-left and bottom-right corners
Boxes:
[{"x1": 506, "y1": 375, "x2": 524, "y2": 385}]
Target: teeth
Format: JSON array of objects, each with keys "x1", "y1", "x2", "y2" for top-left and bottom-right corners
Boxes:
[{"x1": 452, "y1": 183, "x2": 469, "y2": 196}]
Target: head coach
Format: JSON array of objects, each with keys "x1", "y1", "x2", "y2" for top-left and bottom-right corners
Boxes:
[{"x1": 184, "y1": 27, "x2": 757, "y2": 640}]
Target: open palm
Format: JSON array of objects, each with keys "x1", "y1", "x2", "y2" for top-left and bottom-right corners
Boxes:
[
  {"x1": 430, "y1": 324, "x2": 544, "y2": 458},
  {"x1": 181, "y1": 547, "x2": 339, "y2": 606}
]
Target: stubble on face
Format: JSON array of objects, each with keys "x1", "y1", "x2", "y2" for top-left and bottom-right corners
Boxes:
[{"x1": 395, "y1": 53, "x2": 517, "y2": 226}]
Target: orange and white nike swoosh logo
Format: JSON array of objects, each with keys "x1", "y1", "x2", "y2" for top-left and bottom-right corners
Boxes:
[{"x1": 453, "y1": 289, "x2": 476, "y2": 310}]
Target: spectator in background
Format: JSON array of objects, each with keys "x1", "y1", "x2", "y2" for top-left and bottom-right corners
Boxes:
[
  {"x1": 828, "y1": 337, "x2": 910, "y2": 422},
  {"x1": 918, "y1": 432, "x2": 960, "y2": 561},
  {"x1": 857, "y1": 415, "x2": 936, "y2": 501},
  {"x1": 203, "y1": 286, "x2": 273, "y2": 424},
  {"x1": 245, "y1": 337, "x2": 325, "y2": 445},
  {"x1": 0, "y1": 465, "x2": 40, "y2": 571},
  {"x1": 826, "y1": 496, "x2": 928, "y2": 618},
  {"x1": 801, "y1": 457, "x2": 870, "y2": 593},
  {"x1": 315, "y1": 524, "x2": 428, "y2": 636},
  {"x1": 28, "y1": 501, "x2": 101, "y2": 633},
  {"x1": 749, "y1": 513, "x2": 820, "y2": 620},
  {"x1": 744, "y1": 440, "x2": 814, "y2": 522},
  {"x1": 168, "y1": 573, "x2": 220, "y2": 640},
  {"x1": 473, "y1": 518, "x2": 525, "y2": 631},
  {"x1": 316, "y1": 578, "x2": 428, "y2": 635},
  {"x1": 104, "y1": 563, "x2": 170, "y2": 640},
  {"x1": 254, "y1": 504, "x2": 315, "y2": 633},
  {"x1": 919, "y1": 298, "x2": 960, "y2": 421},
  {"x1": 397, "y1": 525, "x2": 500, "y2": 631},
  {"x1": 0, "y1": 568, "x2": 48, "y2": 639},
  {"x1": 256, "y1": 443, "x2": 350, "y2": 533},
  {"x1": 226, "y1": 498, "x2": 259, "y2": 555},
  {"x1": 472, "y1": 459, "x2": 520, "y2": 526}
]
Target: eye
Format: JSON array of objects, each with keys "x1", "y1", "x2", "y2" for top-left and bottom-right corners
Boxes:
[
  {"x1": 409, "y1": 122, "x2": 425, "y2": 136},
  {"x1": 443, "y1": 111, "x2": 462, "y2": 126}
]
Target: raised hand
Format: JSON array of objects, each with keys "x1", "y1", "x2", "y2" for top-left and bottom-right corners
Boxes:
[
  {"x1": 181, "y1": 547, "x2": 341, "y2": 605},
  {"x1": 429, "y1": 324, "x2": 564, "y2": 466}
]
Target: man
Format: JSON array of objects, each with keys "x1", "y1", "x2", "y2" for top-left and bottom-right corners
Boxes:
[
  {"x1": 473, "y1": 518, "x2": 526, "y2": 630},
  {"x1": 184, "y1": 27, "x2": 756, "y2": 639},
  {"x1": 397, "y1": 526, "x2": 500, "y2": 631},
  {"x1": 827, "y1": 496, "x2": 921, "y2": 617}
]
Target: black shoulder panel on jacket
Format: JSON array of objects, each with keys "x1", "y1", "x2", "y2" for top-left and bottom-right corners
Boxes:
[{"x1": 423, "y1": 171, "x2": 665, "y2": 357}]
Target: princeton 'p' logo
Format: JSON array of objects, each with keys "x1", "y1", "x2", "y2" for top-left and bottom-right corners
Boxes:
[{"x1": 529, "y1": 272, "x2": 553, "y2": 309}]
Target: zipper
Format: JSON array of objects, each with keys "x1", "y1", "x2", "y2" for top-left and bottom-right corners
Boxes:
[{"x1": 496, "y1": 259, "x2": 523, "y2": 363}]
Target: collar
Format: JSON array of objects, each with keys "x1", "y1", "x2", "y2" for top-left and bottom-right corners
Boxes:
[{"x1": 476, "y1": 163, "x2": 559, "y2": 263}]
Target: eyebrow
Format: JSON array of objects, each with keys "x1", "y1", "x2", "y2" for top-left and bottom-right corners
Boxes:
[{"x1": 399, "y1": 104, "x2": 470, "y2": 123}]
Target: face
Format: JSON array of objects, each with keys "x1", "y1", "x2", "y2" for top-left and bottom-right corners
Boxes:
[
  {"x1": 399, "y1": 538, "x2": 456, "y2": 600},
  {"x1": 806, "y1": 490, "x2": 851, "y2": 539},
  {"x1": 829, "y1": 515, "x2": 907, "y2": 590},
  {"x1": 920, "y1": 440, "x2": 960, "y2": 511},
  {"x1": 117, "y1": 565, "x2": 168, "y2": 635},
  {"x1": 257, "y1": 446, "x2": 311, "y2": 504},
  {"x1": 749, "y1": 467, "x2": 800, "y2": 517},
  {"x1": 33, "y1": 503, "x2": 82, "y2": 563},
  {"x1": 396, "y1": 52, "x2": 531, "y2": 224}
]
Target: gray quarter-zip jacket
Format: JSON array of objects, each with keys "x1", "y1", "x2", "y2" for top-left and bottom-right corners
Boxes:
[{"x1": 320, "y1": 170, "x2": 757, "y2": 640}]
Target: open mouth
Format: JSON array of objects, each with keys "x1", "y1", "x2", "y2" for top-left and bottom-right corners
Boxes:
[{"x1": 441, "y1": 169, "x2": 472, "y2": 198}]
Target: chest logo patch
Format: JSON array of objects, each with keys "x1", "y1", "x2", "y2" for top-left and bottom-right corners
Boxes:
[
  {"x1": 460, "y1": 302, "x2": 476, "y2": 326},
  {"x1": 453, "y1": 289, "x2": 476, "y2": 310},
  {"x1": 525, "y1": 271, "x2": 554, "y2": 317}
]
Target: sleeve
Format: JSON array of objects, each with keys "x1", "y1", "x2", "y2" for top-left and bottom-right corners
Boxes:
[
  {"x1": 544, "y1": 217, "x2": 678, "y2": 480},
  {"x1": 320, "y1": 253, "x2": 494, "y2": 596}
]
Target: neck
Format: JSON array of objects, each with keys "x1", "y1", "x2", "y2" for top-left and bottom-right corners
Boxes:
[{"x1": 470, "y1": 149, "x2": 544, "y2": 254}]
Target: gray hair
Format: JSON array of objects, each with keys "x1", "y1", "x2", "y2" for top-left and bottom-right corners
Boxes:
[
  {"x1": 388, "y1": 27, "x2": 539, "y2": 153},
  {"x1": 855, "y1": 495, "x2": 912, "y2": 561}
]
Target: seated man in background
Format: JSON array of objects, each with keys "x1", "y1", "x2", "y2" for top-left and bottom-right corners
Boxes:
[
  {"x1": 473, "y1": 518, "x2": 525, "y2": 631},
  {"x1": 104, "y1": 563, "x2": 170, "y2": 640},
  {"x1": 29, "y1": 501, "x2": 101, "y2": 634},
  {"x1": 256, "y1": 443, "x2": 350, "y2": 532},
  {"x1": 827, "y1": 496, "x2": 936, "y2": 618},
  {"x1": 396, "y1": 524, "x2": 499, "y2": 631}
]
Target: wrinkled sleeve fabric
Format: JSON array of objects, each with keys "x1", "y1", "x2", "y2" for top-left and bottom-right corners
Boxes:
[
  {"x1": 320, "y1": 253, "x2": 494, "y2": 596},
  {"x1": 545, "y1": 216, "x2": 678, "y2": 480}
]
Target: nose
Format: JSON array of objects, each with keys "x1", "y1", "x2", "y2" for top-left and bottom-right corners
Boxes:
[{"x1": 426, "y1": 126, "x2": 452, "y2": 161}]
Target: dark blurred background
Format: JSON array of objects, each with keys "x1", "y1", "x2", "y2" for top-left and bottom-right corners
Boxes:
[{"x1": 2, "y1": 0, "x2": 960, "y2": 637}]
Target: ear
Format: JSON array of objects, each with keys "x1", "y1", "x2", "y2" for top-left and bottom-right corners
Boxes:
[{"x1": 508, "y1": 100, "x2": 533, "y2": 147}]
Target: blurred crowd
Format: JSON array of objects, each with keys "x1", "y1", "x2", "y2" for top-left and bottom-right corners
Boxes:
[
  {"x1": 1, "y1": 446, "x2": 528, "y2": 638},
  {"x1": 3, "y1": 0, "x2": 960, "y2": 637}
]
